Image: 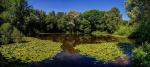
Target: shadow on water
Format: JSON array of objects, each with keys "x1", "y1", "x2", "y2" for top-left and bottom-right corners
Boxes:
[
  {"x1": 118, "y1": 42, "x2": 135, "y2": 57},
  {"x1": 0, "y1": 51, "x2": 131, "y2": 67},
  {"x1": 29, "y1": 51, "x2": 131, "y2": 67}
]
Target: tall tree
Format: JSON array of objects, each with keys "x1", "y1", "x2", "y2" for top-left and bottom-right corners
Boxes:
[
  {"x1": 82, "y1": 10, "x2": 103, "y2": 32},
  {"x1": 126, "y1": 0, "x2": 150, "y2": 42},
  {"x1": 0, "y1": 0, "x2": 31, "y2": 33},
  {"x1": 103, "y1": 7, "x2": 122, "y2": 33},
  {"x1": 125, "y1": 0, "x2": 142, "y2": 24},
  {"x1": 12, "y1": 0, "x2": 31, "y2": 32}
]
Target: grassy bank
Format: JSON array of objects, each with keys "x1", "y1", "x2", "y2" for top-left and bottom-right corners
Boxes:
[
  {"x1": 75, "y1": 42, "x2": 126, "y2": 63},
  {"x1": 0, "y1": 37, "x2": 62, "y2": 63}
]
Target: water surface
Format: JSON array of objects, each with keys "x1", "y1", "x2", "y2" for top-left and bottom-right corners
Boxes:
[{"x1": 34, "y1": 33, "x2": 133, "y2": 67}]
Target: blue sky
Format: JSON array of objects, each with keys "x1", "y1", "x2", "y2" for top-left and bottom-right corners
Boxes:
[{"x1": 28, "y1": 0, "x2": 129, "y2": 20}]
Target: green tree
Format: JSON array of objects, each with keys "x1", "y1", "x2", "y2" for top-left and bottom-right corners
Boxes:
[
  {"x1": 126, "y1": 0, "x2": 150, "y2": 43},
  {"x1": 103, "y1": 7, "x2": 122, "y2": 33},
  {"x1": 82, "y1": 10, "x2": 103, "y2": 32},
  {"x1": 57, "y1": 11, "x2": 80, "y2": 33},
  {"x1": 78, "y1": 18, "x2": 91, "y2": 34},
  {"x1": 1, "y1": 0, "x2": 31, "y2": 33},
  {"x1": 125, "y1": 0, "x2": 142, "y2": 24}
]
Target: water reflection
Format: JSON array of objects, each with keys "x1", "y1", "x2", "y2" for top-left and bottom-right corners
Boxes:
[
  {"x1": 37, "y1": 33, "x2": 123, "y2": 49},
  {"x1": 35, "y1": 34, "x2": 132, "y2": 67},
  {"x1": 61, "y1": 35, "x2": 76, "y2": 54}
]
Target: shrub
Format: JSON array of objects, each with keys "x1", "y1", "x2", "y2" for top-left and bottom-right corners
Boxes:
[
  {"x1": 132, "y1": 42, "x2": 150, "y2": 66},
  {"x1": 114, "y1": 25, "x2": 135, "y2": 36},
  {"x1": 0, "y1": 23, "x2": 24, "y2": 45},
  {"x1": 132, "y1": 47, "x2": 146, "y2": 66},
  {"x1": 91, "y1": 31, "x2": 108, "y2": 37},
  {"x1": 0, "y1": 23, "x2": 13, "y2": 44},
  {"x1": 11, "y1": 27, "x2": 24, "y2": 43},
  {"x1": 129, "y1": 20, "x2": 150, "y2": 43}
]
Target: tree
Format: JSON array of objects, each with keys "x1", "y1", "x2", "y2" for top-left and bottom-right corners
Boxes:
[
  {"x1": 82, "y1": 10, "x2": 103, "y2": 32},
  {"x1": 0, "y1": 0, "x2": 31, "y2": 34},
  {"x1": 125, "y1": 0, "x2": 142, "y2": 24},
  {"x1": 57, "y1": 11, "x2": 80, "y2": 33},
  {"x1": 126, "y1": 0, "x2": 150, "y2": 43},
  {"x1": 78, "y1": 18, "x2": 91, "y2": 34},
  {"x1": 45, "y1": 11, "x2": 57, "y2": 32},
  {"x1": 0, "y1": 2, "x2": 4, "y2": 25},
  {"x1": 103, "y1": 7, "x2": 122, "y2": 33}
]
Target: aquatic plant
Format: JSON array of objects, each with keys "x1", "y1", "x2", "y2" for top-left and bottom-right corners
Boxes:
[
  {"x1": 0, "y1": 37, "x2": 62, "y2": 63},
  {"x1": 75, "y1": 42, "x2": 125, "y2": 63}
]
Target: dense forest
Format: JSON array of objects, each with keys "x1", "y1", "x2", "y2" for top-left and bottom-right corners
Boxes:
[
  {"x1": 0, "y1": 0, "x2": 130, "y2": 44},
  {"x1": 0, "y1": 0, "x2": 150, "y2": 67}
]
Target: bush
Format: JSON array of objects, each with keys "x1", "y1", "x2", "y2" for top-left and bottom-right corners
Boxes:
[
  {"x1": 132, "y1": 47, "x2": 146, "y2": 66},
  {"x1": 91, "y1": 31, "x2": 108, "y2": 37},
  {"x1": 0, "y1": 23, "x2": 24, "y2": 45},
  {"x1": 0, "y1": 23, "x2": 13, "y2": 44},
  {"x1": 132, "y1": 42, "x2": 150, "y2": 67},
  {"x1": 11, "y1": 27, "x2": 24, "y2": 43},
  {"x1": 114, "y1": 25, "x2": 135, "y2": 36},
  {"x1": 129, "y1": 20, "x2": 150, "y2": 43}
]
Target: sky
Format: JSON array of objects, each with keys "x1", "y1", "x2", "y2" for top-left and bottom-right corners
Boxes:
[{"x1": 28, "y1": 0, "x2": 129, "y2": 20}]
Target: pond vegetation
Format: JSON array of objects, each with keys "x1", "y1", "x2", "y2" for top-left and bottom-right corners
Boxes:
[
  {"x1": 0, "y1": 37, "x2": 62, "y2": 63},
  {"x1": 75, "y1": 42, "x2": 126, "y2": 62}
]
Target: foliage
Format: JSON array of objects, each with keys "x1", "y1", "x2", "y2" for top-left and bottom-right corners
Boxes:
[
  {"x1": 131, "y1": 21, "x2": 150, "y2": 43},
  {"x1": 126, "y1": 0, "x2": 150, "y2": 43},
  {"x1": 0, "y1": 37, "x2": 62, "y2": 63},
  {"x1": 91, "y1": 31, "x2": 108, "y2": 37},
  {"x1": 0, "y1": 0, "x2": 124, "y2": 35},
  {"x1": 132, "y1": 42, "x2": 150, "y2": 67},
  {"x1": 132, "y1": 47, "x2": 146, "y2": 66},
  {"x1": 0, "y1": 23, "x2": 24, "y2": 45},
  {"x1": 103, "y1": 7, "x2": 122, "y2": 33},
  {"x1": 11, "y1": 27, "x2": 24, "y2": 43},
  {"x1": 75, "y1": 42, "x2": 125, "y2": 62},
  {"x1": 142, "y1": 42, "x2": 150, "y2": 66},
  {"x1": 0, "y1": 23, "x2": 13, "y2": 44},
  {"x1": 78, "y1": 18, "x2": 91, "y2": 34},
  {"x1": 125, "y1": 0, "x2": 142, "y2": 24},
  {"x1": 82, "y1": 10, "x2": 105, "y2": 32},
  {"x1": 80, "y1": 8, "x2": 122, "y2": 34},
  {"x1": 113, "y1": 25, "x2": 135, "y2": 36}
]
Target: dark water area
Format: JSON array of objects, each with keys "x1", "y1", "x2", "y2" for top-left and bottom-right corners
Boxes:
[
  {"x1": 36, "y1": 33, "x2": 130, "y2": 54},
  {"x1": 30, "y1": 52, "x2": 131, "y2": 67},
  {"x1": 37, "y1": 33, "x2": 123, "y2": 44}
]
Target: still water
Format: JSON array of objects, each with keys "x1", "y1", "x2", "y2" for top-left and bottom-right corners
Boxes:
[
  {"x1": 33, "y1": 33, "x2": 133, "y2": 67},
  {"x1": 37, "y1": 33, "x2": 126, "y2": 53},
  {"x1": 3, "y1": 33, "x2": 133, "y2": 67}
]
